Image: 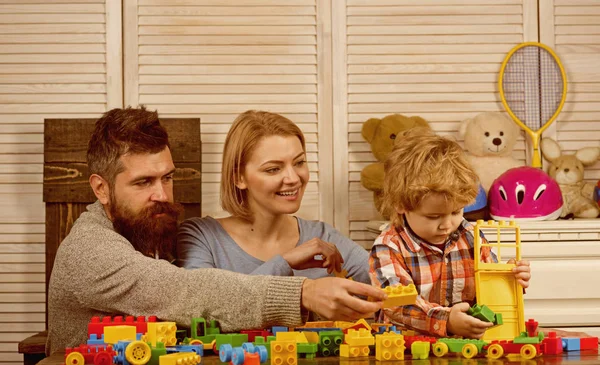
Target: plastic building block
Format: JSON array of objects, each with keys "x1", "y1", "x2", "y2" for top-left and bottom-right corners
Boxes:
[
  {"x1": 253, "y1": 335, "x2": 275, "y2": 359},
  {"x1": 271, "y1": 326, "x2": 288, "y2": 335},
  {"x1": 294, "y1": 327, "x2": 341, "y2": 333},
  {"x1": 473, "y1": 219, "x2": 526, "y2": 341},
  {"x1": 339, "y1": 344, "x2": 370, "y2": 358},
  {"x1": 299, "y1": 331, "x2": 319, "y2": 344},
  {"x1": 241, "y1": 330, "x2": 272, "y2": 343},
  {"x1": 113, "y1": 340, "x2": 152, "y2": 365},
  {"x1": 146, "y1": 322, "x2": 178, "y2": 347},
  {"x1": 88, "y1": 315, "x2": 151, "y2": 338},
  {"x1": 341, "y1": 318, "x2": 372, "y2": 334},
  {"x1": 432, "y1": 338, "x2": 487, "y2": 359},
  {"x1": 485, "y1": 340, "x2": 542, "y2": 360},
  {"x1": 148, "y1": 342, "x2": 168, "y2": 365},
  {"x1": 375, "y1": 332, "x2": 405, "y2": 361},
  {"x1": 580, "y1": 337, "x2": 599, "y2": 351},
  {"x1": 562, "y1": 337, "x2": 581, "y2": 351},
  {"x1": 296, "y1": 343, "x2": 318, "y2": 359},
  {"x1": 542, "y1": 332, "x2": 563, "y2": 355},
  {"x1": 65, "y1": 344, "x2": 115, "y2": 365},
  {"x1": 104, "y1": 325, "x2": 137, "y2": 345},
  {"x1": 87, "y1": 334, "x2": 105, "y2": 346},
  {"x1": 381, "y1": 284, "x2": 418, "y2": 308},
  {"x1": 271, "y1": 340, "x2": 297, "y2": 365},
  {"x1": 275, "y1": 331, "x2": 308, "y2": 343},
  {"x1": 411, "y1": 341, "x2": 430, "y2": 360},
  {"x1": 344, "y1": 328, "x2": 374, "y2": 347},
  {"x1": 467, "y1": 304, "x2": 503, "y2": 326},
  {"x1": 404, "y1": 335, "x2": 437, "y2": 349},
  {"x1": 297, "y1": 321, "x2": 335, "y2": 328},
  {"x1": 318, "y1": 330, "x2": 343, "y2": 357},
  {"x1": 166, "y1": 344, "x2": 203, "y2": 357},
  {"x1": 159, "y1": 352, "x2": 201, "y2": 365},
  {"x1": 219, "y1": 343, "x2": 267, "y2": 365}
]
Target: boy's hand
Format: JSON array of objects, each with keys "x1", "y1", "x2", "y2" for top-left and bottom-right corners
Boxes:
[
  {"x1": 301, "y1": 278, "x2": 386, "y2": 321},
  {"x1": 447, "y1": 302, "x2": 494, "y2": 339},
  {"x1": 508, "y1": 259, "x2": 531, "y2": 289}
]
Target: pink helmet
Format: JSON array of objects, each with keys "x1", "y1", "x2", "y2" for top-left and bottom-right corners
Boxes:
[{"x1": 489, "y1": 166, "x2": 563, "y2": 221}]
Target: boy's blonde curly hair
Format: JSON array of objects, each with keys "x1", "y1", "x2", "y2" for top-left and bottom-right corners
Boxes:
[{"x1": 382, "y1": 127, "x2": 480, "y2": 227}]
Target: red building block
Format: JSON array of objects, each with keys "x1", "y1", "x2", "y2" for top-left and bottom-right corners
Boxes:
[
  {"x1": 542, "y1": 332, "x2": 563, "y2": 355},
  {"x1": 525, "y1": 319, "x2": 539, "y2": 337},
  {"x1": 580, "y1": 337, "x2": 599, "y2": 351},
  {"x1": 88, "y1": 315, "x2": 156, "y2": 337},
  {"x1": 403, "y1": 335, "x2": 437, "y2": 350},
  {"x1": 65, "y1": 344, "x2": 115, "y2": 364},
  {"x1": 241, "y1": 330, "x2": 273, "y2": 343}
]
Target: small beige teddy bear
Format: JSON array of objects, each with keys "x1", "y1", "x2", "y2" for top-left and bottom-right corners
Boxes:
[
  {"x1": 541, "y1": 137, "x2": 600, "y2": 218},
  {"x1": 458, "y1": 112, "x2": 523, "y2": 192}
]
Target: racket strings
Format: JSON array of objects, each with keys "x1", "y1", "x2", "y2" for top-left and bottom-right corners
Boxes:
[{"x1": 502, "y1": 46, "x2": 564, "y2": 131}]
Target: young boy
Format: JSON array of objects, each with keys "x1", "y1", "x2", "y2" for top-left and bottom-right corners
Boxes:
[{"x1": 369, "y1": 128, "x2": 531, "y2": 339}]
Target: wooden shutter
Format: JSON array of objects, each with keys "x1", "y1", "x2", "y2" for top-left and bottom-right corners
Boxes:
[
  {"x1": 334, "y1": 0, "x2": 538, "y2": 245},
  {"x1": 125, "y1": 0, "x2": 333, "y2": 222},
  {"x1": 541, "y1": 0, "x2": 600, "y2": 180},
  {"x1": 0, "y1": 1, "x2": 121, "y2": 363}
]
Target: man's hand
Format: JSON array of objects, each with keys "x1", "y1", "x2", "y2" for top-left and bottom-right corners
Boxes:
[
  {"x1": 301, "y1": 278, "x2": 386, "y2": 321},
  {"x1": 447, "y1": 302, "x2": 494, "y2": 338},
  {"x1": 282, "y1": 238, "x2": 343, "y2": 274},
  {"x1": 508, "y1": 259, "x2": 531, "y2": 288}
]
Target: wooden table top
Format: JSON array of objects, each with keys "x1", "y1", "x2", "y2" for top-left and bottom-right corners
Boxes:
[{"x1": 38, "y1": 350, "x2": 600, "y2": 365}]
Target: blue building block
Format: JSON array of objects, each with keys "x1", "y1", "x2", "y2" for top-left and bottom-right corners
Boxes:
[
  {"x1": 271, "y1": 326, "x2": 288, "y2": 335},
  {"x1": 87, "y1": 334, "x2": 105, "y2": 345},
  {"x1": 562, "y1": 337, "x2": 581, "y2": 351},
  {"x1": 113, "y1": 340, "x2": 133, "y2": 365},
  {"x1": 166, "y1": 344, "x2": 204, "y2": 357}
]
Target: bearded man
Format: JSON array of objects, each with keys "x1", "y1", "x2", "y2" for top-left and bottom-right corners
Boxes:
[{"x1": 47, "y1": 107, "x2": 385, "y2": 355}]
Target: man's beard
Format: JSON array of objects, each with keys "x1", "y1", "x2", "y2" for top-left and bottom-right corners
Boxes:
[{"x1": 109, "y1": 194, "x2": 184, "y2": 261}]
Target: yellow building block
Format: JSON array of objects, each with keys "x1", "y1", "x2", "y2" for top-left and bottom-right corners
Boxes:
[
  {"x1": 103, "y1": 325, "x2": 137, "y2": 345},
  {"x1": 344, "y1": 328, "x2": 374, "y2": 347},
  {"x1": 375, "y1": 332, "x2": 405, "y2": 361},
  {"x1": 382, "y1": 284, "x2": 418, "y2": 308},
  {"x1": 146, "y1": 322, "x2": 177, "y2": 347},
  {"x1": 339, "y1": 344, "x2": 370, "y2": 357},
  {"x1": 276, "y1": 331, "x2": 308, "y2": 343},
  {"x1": 159, "y1": 352, "x2": 201, "y2": 365},
  {"x1": 271, "y1": 340, "x2": 297, "y2": 365}
]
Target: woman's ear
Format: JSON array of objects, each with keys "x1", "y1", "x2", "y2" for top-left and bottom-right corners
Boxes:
[
  {"x1": 395, "y1": 206, "x2": 406, "y2": 215},
  {"x1": 235, "y1": 175, "x2": 247, "y2": 190}
]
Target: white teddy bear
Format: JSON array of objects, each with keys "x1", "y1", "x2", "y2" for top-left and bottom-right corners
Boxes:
[{"x1": 459, "y1": 112, "x2": 523, "y2": 192}]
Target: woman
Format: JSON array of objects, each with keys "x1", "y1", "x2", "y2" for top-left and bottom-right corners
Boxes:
[{"x1": 177, "y1": 110, "x2": 369, "y2": 283}]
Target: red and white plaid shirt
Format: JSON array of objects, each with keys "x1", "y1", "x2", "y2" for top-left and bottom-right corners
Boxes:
[{"x1": 369, "y1": 219, "x2": 497, "y2": 337}]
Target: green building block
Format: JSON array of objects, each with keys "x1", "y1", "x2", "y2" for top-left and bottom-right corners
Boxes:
[
  {"x1": 254, "y1": 335, "x2": 276, "y2": 358},
  {"x1": 467, "y1": 304, "x2": 503, "y2": 326},
  {"x1": 319, "y1": 330, "x2": 344, "y2": 357},
  {"x1": 297, "y1": 343, "x2": 318, "y2": 359},
  {"x1": 147, "y1": 342, "x2": 167, "y2": 365}
]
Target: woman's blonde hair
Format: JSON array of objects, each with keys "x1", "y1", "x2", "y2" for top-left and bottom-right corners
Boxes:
[
  {"x1": 382, "y1": 127, "x2": 479, "y2": 227},
  {"x1": 220, "y1": 110, "x2": 306, "y2": 222}
]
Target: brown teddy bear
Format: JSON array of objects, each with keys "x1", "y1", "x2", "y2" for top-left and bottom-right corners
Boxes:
[
  {"x1": 541, "y1": 137, "x2": 600, "y2": 218},
  {"x1": 458, "y1": 112, "x2": 523, "y2": 193},
  {"x1": 360, "y1": 114, "x2": 430, "y2": 217}
]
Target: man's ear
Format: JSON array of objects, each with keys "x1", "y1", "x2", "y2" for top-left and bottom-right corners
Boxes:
[{"x1": 89, "y1": 174, "x2": 110, "y2": 205}]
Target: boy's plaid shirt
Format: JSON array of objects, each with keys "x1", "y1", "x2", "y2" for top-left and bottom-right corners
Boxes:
[{"x1": 369, "y1": 219, "x2": 497, "y2": 337}]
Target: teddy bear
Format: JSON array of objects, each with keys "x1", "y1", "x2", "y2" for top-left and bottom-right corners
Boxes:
[
  {"x1": 360, "y1": 114, "x2": 430, "y2": 218},
  {"x1": 541, "y1": 137, "x2": 600, "y2": 218},
  {"x1": 458, "y1": 112, "x2": 523, "y2": 193}
]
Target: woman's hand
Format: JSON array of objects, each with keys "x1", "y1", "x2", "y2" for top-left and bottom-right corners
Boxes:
[{"x1": 281, "y1": 238, "x2": 343, "y2": 273}]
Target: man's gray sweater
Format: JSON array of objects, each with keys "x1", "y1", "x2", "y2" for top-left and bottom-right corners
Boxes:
[{"x1": 47, "y1": 201, "x2": 305, "y2": 354}]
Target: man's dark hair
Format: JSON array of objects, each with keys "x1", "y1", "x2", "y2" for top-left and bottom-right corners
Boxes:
[{"x1": 87, "y1": 106, "x2": 170, "y2": 185}]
